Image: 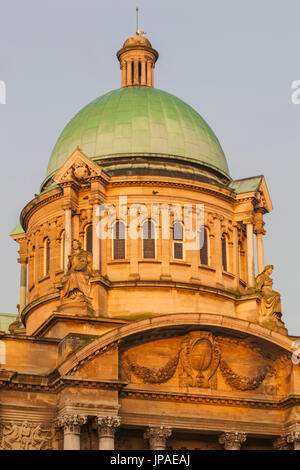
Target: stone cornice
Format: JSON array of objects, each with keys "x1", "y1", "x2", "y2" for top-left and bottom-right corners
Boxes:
[
  {"x1": 30, "y1": 313, "x2": 128, "y2": 338},
  {"x1": 0, "y1": 373, "x2": 127, "y2": 393},
  {"x1": 109, "y1": 176, "x2": 236, "y2": 204},
  {"x1": 21, "y1": 291, "x2": 60, "y2": 324},
  {"x1": 20, "y1": 189, "x2": 62, "y2": 231},
  {"x1": 56, "y1": 313, "x2": 293, "y2": 378},
  {"x1": 120, "y1": 389, "x2": 300, "y2": 411}
]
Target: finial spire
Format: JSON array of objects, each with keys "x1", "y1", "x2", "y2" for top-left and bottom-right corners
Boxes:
[
  {"x1": 136, "y1": 7, "x2": 146, "y2": 36},
  {"x1": 117, "y1": 30, "x2": 158, "y2": 88}
]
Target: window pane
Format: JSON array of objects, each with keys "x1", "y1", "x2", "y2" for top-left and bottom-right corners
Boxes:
[
  {"x1": 113, "y1": 221, "x2": 125, "y2": 259},
  {"x1": 200, "y1": 229, "x2": 208, "y2": 265},
  {"x1": 174, "y1": 242, "x2": 183, "y2": 260},
  {"x1": 143, "y1": 221, "x2": 155, "y2": 258},
  {"x1": 173, "y1": 222, "x2": 183, "y2": 241},
  {"x1": 46, "y1": 239, "x2": 50, "y2": 275},
  {"x1": 222, "y1": 235, "x2": 227, "y2": 271},
  {"x1": 86, "y1": 225, "x2": 93, "y2": 254}
]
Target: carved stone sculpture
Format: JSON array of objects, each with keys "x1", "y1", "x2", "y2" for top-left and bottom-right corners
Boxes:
[
  {"x1": 0, "y1": 421, "x2": 51, "y2": 450},
  {"x1": 58, "y1": 240, "x2": 94, "y2": 314},
  {"x1": 255, "y1": 265, "x2": 284, "y2": 327}
]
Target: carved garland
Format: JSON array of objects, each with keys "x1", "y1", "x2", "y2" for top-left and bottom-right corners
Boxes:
[
  {"x1": 122, "y1": 351, "x2": 180, "y2": 384},
  {"x1": 220, "y1": 359, "x2": 275, "y2": 391}
]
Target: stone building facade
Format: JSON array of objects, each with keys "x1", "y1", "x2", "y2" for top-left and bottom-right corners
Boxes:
[{"x1": 0, "y1": 32, "x2": 299, "y2": 451}]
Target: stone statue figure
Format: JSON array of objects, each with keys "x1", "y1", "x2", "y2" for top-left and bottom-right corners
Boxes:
[
  {"x1": 255, "y1": 265, "x2": 283, "y2": 326},
  {"x1": 61, "y1": 239, "x2": 93, "y2": 300}
]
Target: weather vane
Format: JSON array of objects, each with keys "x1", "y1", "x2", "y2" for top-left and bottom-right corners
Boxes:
[{"x1": 136, "y1": 7, "x2": 146, "y2": 36}]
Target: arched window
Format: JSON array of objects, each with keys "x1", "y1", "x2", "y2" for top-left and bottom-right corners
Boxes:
[
  {"x1": 143, "y1": 220, "x2": 155, "y2": 259},
  {"x1": 44, "y1": 238, "x2": 50, "y2": 276},
  {"x1": 113, "y1": 221, "x2": 125, "y2": 260},
  {"x1": 85, "y1": 225, "x2": 93, "y2": 254},
  {"x1": 173, "y1": 222, "x2": 183, "y2": 260},
  {"x1": 221, "y1": 234, "x2": 228, "y2": 272},
  {"x1": 200, "y1": 227, "x2": 209, "y2": 265}
]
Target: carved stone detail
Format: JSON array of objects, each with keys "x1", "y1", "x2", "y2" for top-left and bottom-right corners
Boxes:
[
  {"x1": 255, "y1": 264, "x2": 284, "y2": 328},
  {"x1": 55, "y1": 414, "x2": 87, "y2": 434},
  {"x1": 122, "y1": 350, "x2": 179, "y2": 384},
  {"x1": 286, "y1": 431, "x2": 300, "y2": 449},
  {"x1": 178, "y1": 331, "x2": 220, "y2": 388},
  {"x1": 95, "y1": 416, "x2": 121, "y2": 438},
  {"x1": 144, "y1": 426, "x2": 172, "y2": 450},
  {"x1": 122, "y1": 331, "x2": 220, "y2": 389},
  {"x1": 219, "y1": 431, "x2": 246, "y2": 450},
  {"x1": 220, "y1": 359, "x2": 274, "y2": 391},
  {"x1": 273, "y1": 436, "x2": 291, "y2": 450},
  {"x1": 0, "y1": 421, "x2": 51, "y2": 450}
]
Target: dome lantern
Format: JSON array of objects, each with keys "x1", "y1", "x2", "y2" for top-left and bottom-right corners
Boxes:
[{"x1": 116, "y1": 33, "x2": 158, "y2": 87}]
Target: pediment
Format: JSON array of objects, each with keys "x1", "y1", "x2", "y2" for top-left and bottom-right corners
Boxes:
[
  {"x1": 59, "y1": 314, "x2": 294, "y2": 399},
  {"x1": 53, "y1": 148, "x2": 110, "y2": 185}
]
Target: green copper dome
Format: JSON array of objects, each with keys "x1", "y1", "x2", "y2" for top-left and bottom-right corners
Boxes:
[{"x1": 45, "y1": 87, "x2": 229, "y2": 186}]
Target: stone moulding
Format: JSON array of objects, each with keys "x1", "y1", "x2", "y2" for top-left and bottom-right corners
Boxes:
[{"x1": 56, "y1": 313, "x2": 294, "y2": 378}]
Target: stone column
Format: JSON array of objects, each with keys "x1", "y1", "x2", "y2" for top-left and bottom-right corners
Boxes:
[
  {"x1": 127, "y1": 60, "x2": 132, "y2": 85},
  {"x1": 246, "y1": 220, "x2": 255, "y2": 288},
  {"x1": 121, "y1": 62, "x2": 127, "y2": 87},
  {"x1": 286, "y1": 431, "x2": 300, "y2": 450},
  {"x1": 147, "y1": 61, "x2": 152, "y2": 87},
  {"x1": 56, "y1": 414, "x2": 87, "y2": 450},
  {"x1": 254, "y1": 210, "x2": 266, "y2": 275},
  {"x1": 95, "y1": 416, "x2": 121, "y2": 450},
  {"x1": 214, "y1": 215, "x2": 223, "y2": 286},
  {"x1": 219, "y1": 432, "x2": 246, "y2": 450},
  {"x1": 91, "y1": 201, "x2": 101, "y2": 272},
  {"x1": 141, "y1": 60, "x2": 146, "y2": 86},
  {"x1": 232, "y1": 223, "x2": 240, "y2": 290},
  {"x1": 19, "y1": 259, "x2": 27, "y2": 313},
  {"x1": 144, "y1": 426, "x2": 172, "y2": 450},
  {"x1": 134, "y1": 60, "x2": 139, "y2": 85},
  {"x1": 64, "y1": 208, "x2": 72, "y2": 272},
  {"x1": 151, "y1": 63, "x2": 154, "y2": 87}
]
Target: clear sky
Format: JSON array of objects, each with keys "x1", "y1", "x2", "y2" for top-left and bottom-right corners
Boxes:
[{"x1": 1, "y1": 0, "x2": 299, "y2": 333}]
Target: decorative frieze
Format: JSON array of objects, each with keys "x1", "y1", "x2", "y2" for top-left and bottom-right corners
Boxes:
[{"x1": 0, "y1": 420, "x2": 51, "y2": 450}]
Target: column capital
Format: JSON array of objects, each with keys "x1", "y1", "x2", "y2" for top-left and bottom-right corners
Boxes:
[
  {"x1": 55, "y1": 414, "x2": 87, "y2": 434},
  {"x1": 286, "y1": 431, "x2": 300, "y2": 445},
  {"x1": 95, "y1": 415, "x2": 121, "y2": 438},
  {"x1": 254, "y1": 210, "x2": 266, "y2": 235},
  {"x1": 273, "y1": 436, "x2": 290, "y2": 450},
  {"x1": 219, "y1": 431, "x2": 246, "y2": 450},
  {"x1": 144, "y1": 426, "x2": 172, "y2": 449},
  {"x1": 243, "y1": 217, "x2": 254, "y2": 225}
]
